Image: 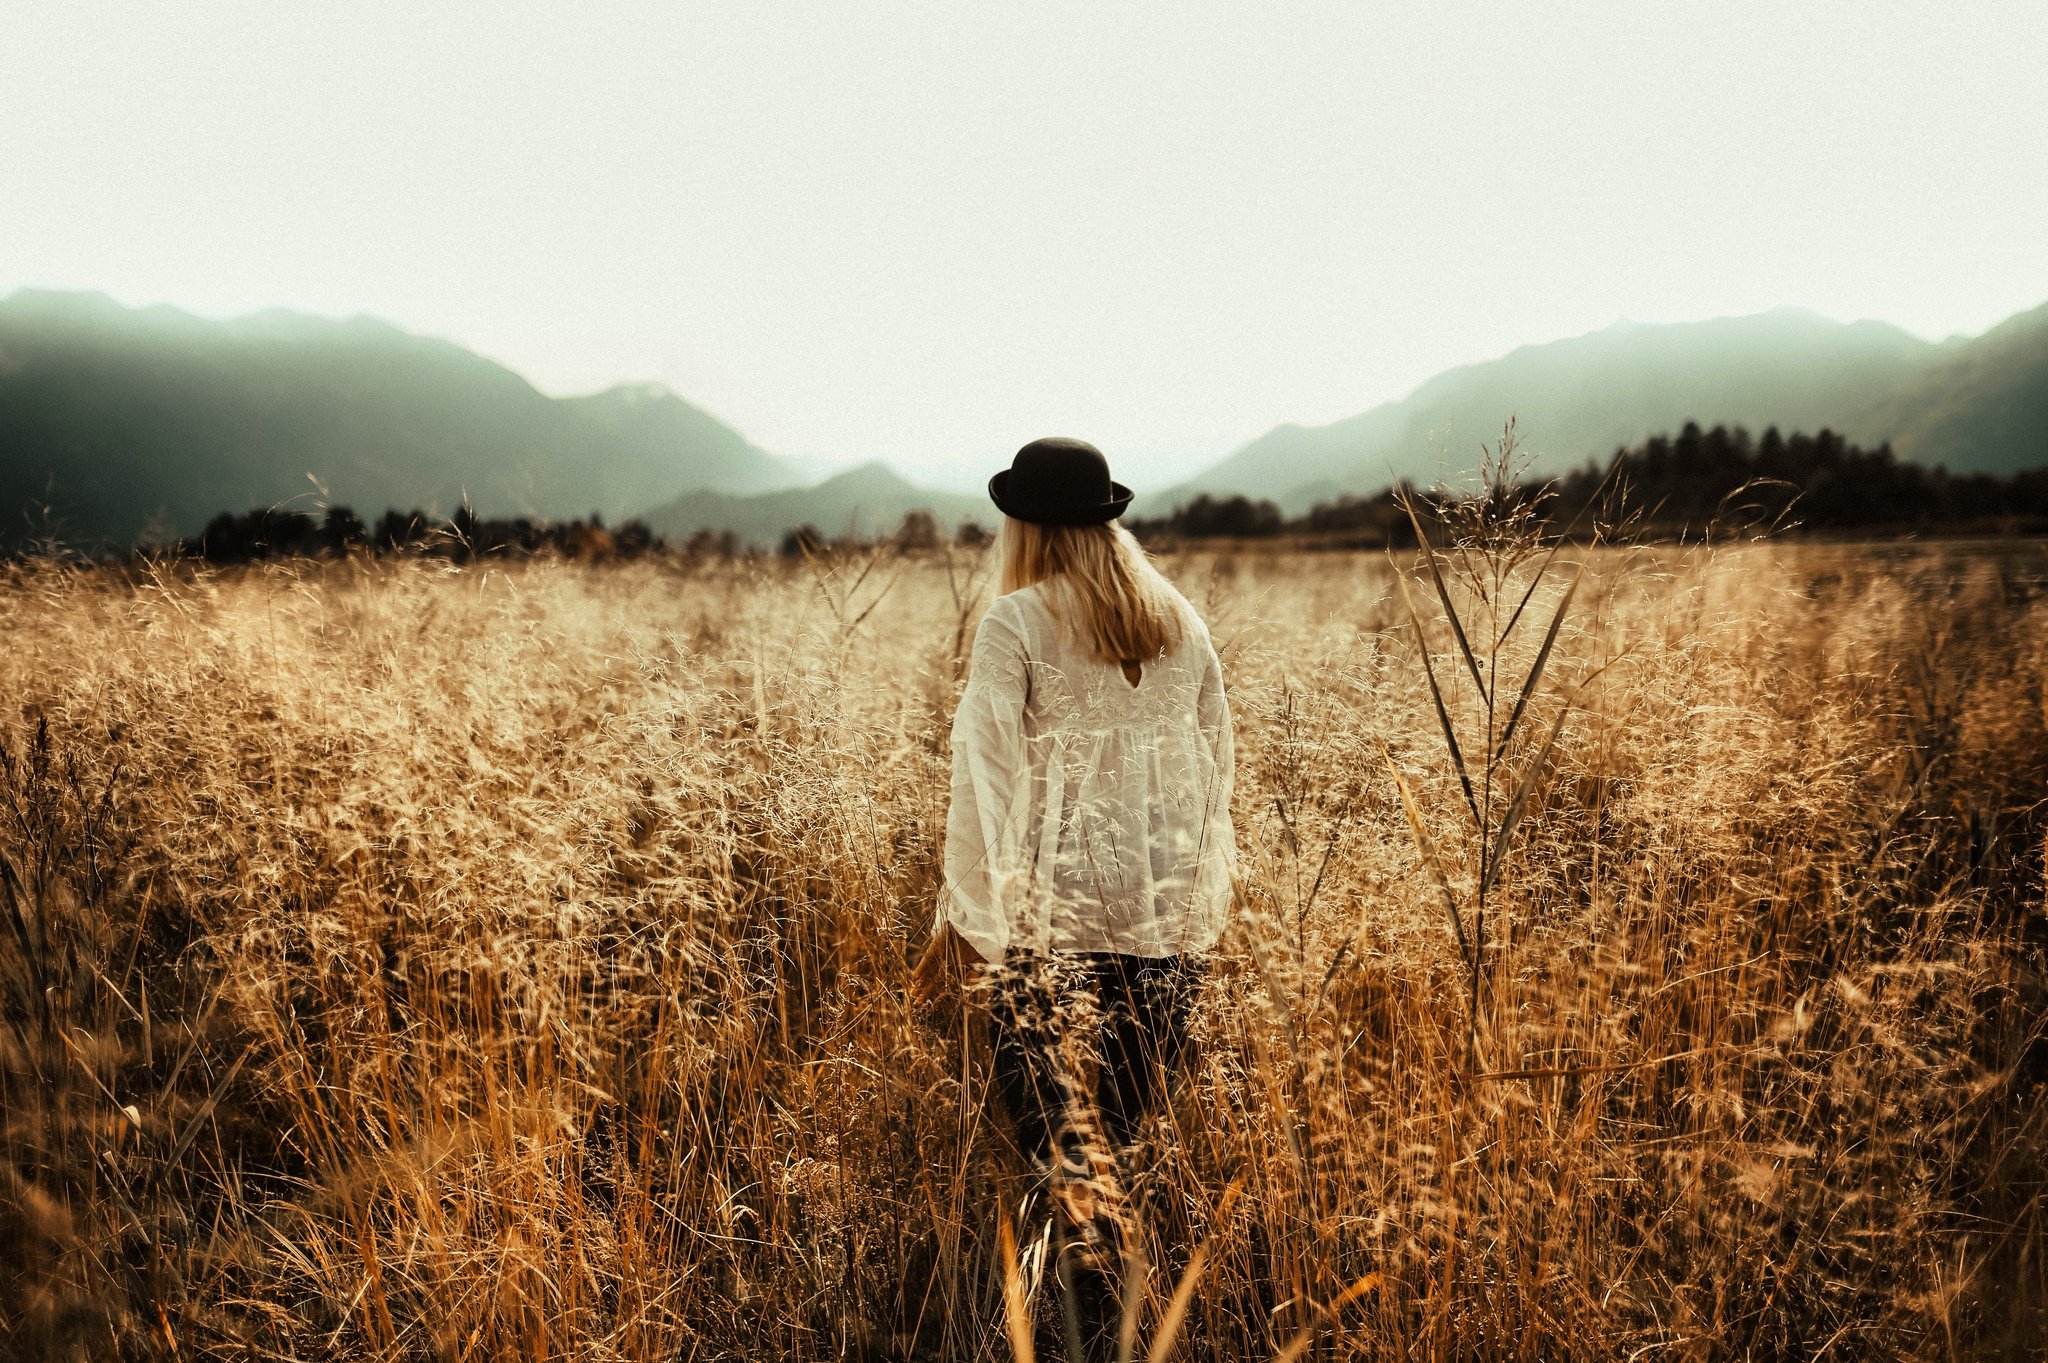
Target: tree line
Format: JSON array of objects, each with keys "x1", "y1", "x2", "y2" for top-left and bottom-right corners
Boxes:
[
  {"x1": 49, "y1": 420, "x2": 2048, "y2": 566},
  {"x1": 177, "y1": 505, "x2": 996, "y2": 564},
  {"x1": 188, "y1": 505, "x2": 661, "y2": 563},
  {"x1": 1123, "y1": 423, "x2": 2048, "y2": 545}
]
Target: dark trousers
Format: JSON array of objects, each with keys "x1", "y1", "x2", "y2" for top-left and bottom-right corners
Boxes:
[{"x1": 985, "y1": 950, "x2": 1204, "y2": 1165}]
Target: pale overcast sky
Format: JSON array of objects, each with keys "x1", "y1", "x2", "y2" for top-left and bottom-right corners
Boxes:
[{"x1": 4, "y1": 1, "x2": 2043, "y2": 490}]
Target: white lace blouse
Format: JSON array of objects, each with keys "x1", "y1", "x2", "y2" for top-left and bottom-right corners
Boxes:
[{"x1": 938, "y1": 580, "x2": 1237, "y2": 963}]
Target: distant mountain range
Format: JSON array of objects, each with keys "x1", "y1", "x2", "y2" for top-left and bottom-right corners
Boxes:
[
  {"x1": 3, "y1": 287, "x2": 2044, "y2": 548},
  {"x1": 1143, "y1": 301, "x2": 2048, "y2": 516},
  {"x1": 642, "y1": 461, "x2": 988, "y2": 548},
  {"x1": 1844, "y1": 301, "x2": 2048, "y2": 478},
  {"x1": 0, "y1": 289, "x2": 801, "y2": 546}
]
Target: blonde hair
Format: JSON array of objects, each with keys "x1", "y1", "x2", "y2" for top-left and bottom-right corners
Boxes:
[{"x1": 999, "y1": 518, "x2": 1184, "y2": 664}]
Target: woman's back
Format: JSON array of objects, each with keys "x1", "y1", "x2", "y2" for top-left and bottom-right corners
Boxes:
[
  {"x1": 941, "y1": 576, "x2": 1235, "y2": 962},
  {"x1": 1005, "y1": 580, "x2": 1205, "y2": 731}
]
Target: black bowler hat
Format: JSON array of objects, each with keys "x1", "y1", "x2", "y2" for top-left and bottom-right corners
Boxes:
[{"x1": 987, "y1": 437, "x2": 1134, "y2": 526}]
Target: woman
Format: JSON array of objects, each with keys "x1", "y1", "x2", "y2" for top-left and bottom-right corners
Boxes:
[{"x1": 909, "y1": 436, "x2": 1237, "y2": 1250}]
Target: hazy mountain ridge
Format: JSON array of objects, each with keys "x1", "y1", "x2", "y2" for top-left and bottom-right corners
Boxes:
[
  {"x1": 0, "y1": 289, "x2": 801, "y2": 545},
  {"x1": 1143, "y1": 304, "x2": 2048, "y2": 516},
  {"x1": 642, "y1": 461, "x2": 986, "y2": 548},
  {"x1": 5, "y1": 288, "x2": 2044, "y2": 549},
  {"x1": 1847, "y1": 298, "x2": 2048, "y2": 478}
]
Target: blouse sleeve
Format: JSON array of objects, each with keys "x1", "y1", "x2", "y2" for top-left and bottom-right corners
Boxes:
[
  {"x1": 1196, "y1": 621, "x2": 1237, "y2": 871},
  {"x1": 939, "y1": 598, "x2": 1031, "y2": 963}
]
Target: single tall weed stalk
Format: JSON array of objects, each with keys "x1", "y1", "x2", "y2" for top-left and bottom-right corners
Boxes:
[{"x1": 1381, "y1": 422, "x2": 1616, "y2": 1062}]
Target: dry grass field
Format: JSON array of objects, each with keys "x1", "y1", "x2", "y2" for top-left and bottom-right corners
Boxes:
[{"x1": 2, "y1": 530, "x2": 2044, "y2": 1360}]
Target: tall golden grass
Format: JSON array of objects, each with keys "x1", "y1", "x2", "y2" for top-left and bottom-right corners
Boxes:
[{"x1": 1, "y1": 525, "x2": 2043, "y2": 1359}]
